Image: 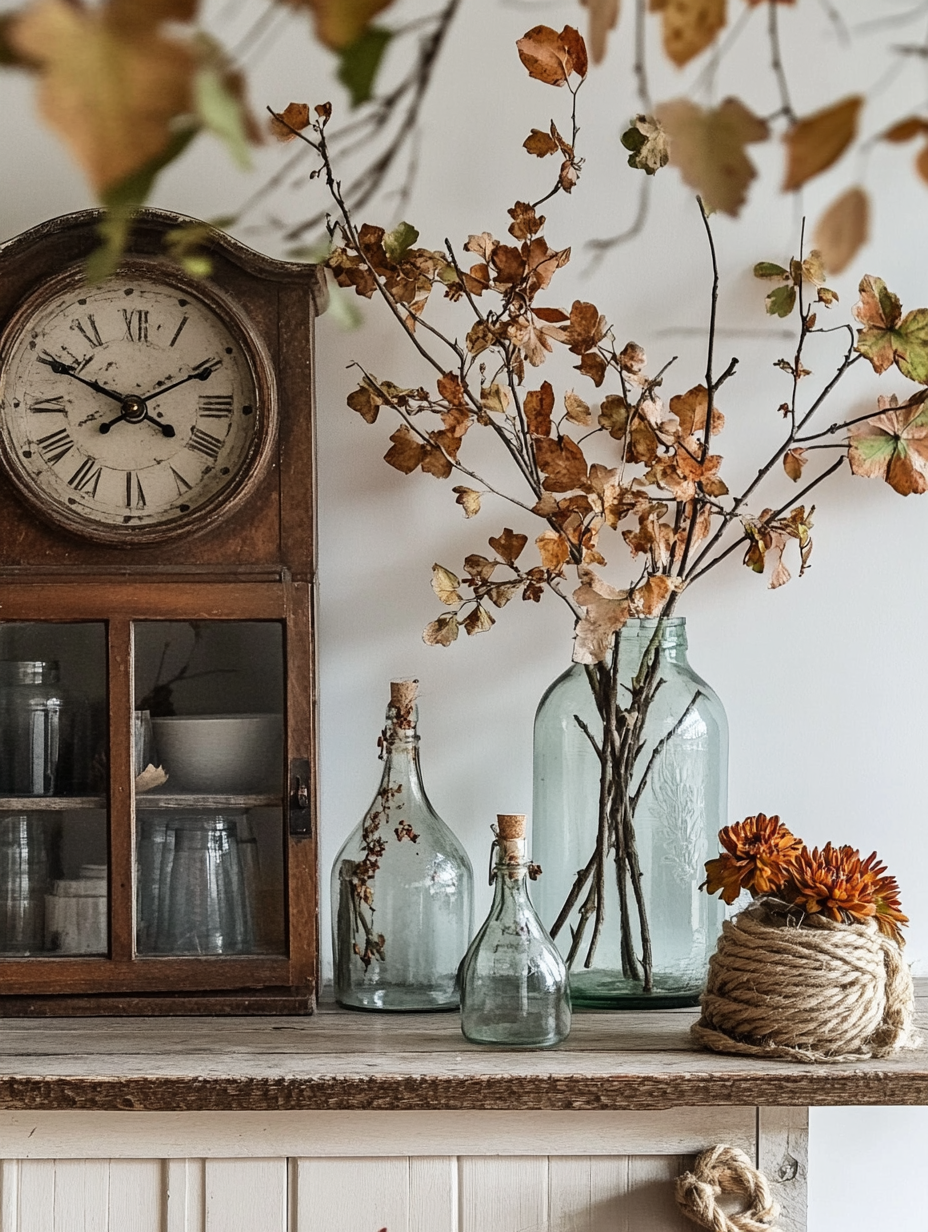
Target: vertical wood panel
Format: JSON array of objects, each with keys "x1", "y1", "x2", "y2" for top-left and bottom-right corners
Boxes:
[
  {"x1": 0, "y1": 1161, "x2": 19, "y2": 1232},
  {"x1": 205, "y1": 1160, "x2": 286, "y2": 1232},
  {"x1": 165, "y1": 1159, "x2": 205, "y2": 1232},
  {"x1": 758, "y1": 1107, "x2": 808, "y2": 1232},
  {"x1": 107, "y1": 618, "x2": 134, "y2": 962},
  {"x1": 49, "y1": 1160, "x2": 109, "y2": 1232},
  {"x1": 17, "y1": 1161, "x2": 55, "y2": 1232},
  {"x1": 108, "y1": 1161, "x2": 161, "y2": 1232},
  {"x1": 295, "y1": 1158, "x2": 409, "y2": 1232},
  {"x1": 624, "y1": 1157, "x2": 693, "y2": 1231},
  {"x1": 409, "y1": 1158, "x2": 455, "y2": 1232},
  {"x1": 459, "y1": 1156, "x2": 548, "y2": 1232}
]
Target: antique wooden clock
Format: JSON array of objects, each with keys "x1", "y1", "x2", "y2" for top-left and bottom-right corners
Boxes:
[{"x1": 0, "y1": 208, "x2": 324, "y2": 1013}]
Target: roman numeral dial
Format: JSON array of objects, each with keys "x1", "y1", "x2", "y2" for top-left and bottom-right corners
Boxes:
[{"x1": 0, "y1": 265, "x2": 269, "y2": 542}]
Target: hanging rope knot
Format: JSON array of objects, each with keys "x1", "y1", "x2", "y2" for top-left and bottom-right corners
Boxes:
[{"x1": 675, "y1": 1145, "x2": 782, "y2": 1232}]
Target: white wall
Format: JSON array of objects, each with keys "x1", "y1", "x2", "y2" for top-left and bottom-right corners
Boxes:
[{"x1": 2, "y1": 0, "x2": 927, "y2": 1226}]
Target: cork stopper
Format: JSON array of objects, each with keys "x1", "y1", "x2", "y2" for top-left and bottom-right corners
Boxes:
[
  {"x1": 496, "y1": 813, "x2": 526, "y2": 840},
  {"x1": 390, "y1": 679, "x2": 418, "y2": 709}
]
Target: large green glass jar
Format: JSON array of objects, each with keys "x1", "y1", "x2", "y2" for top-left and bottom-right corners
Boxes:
[{"x1": 532, "y1": 617, "x2": 727, "y2": 1009}]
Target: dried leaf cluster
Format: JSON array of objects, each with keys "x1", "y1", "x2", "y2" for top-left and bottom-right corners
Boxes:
[
  {"x1": 703, "y1": 814, "x2": 908, "y2": 946},
  {"x1": 276, "y1": 24, "x2": 928, "y2": 991},
  {"x1": 270, "y1": 25, "x2": 928, "y2": 669},
  {"x1": 3, "y1": 0, "x2": 928, "y2": 279}
]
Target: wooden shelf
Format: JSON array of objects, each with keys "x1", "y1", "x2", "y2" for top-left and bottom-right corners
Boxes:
[
  {"x1": 136, "y1": 794, "x2": 281, "y2": 810},
  {"x1": 0, "y1": 986, "x2": 925, "y2": 1113},
  {"x1": 0, "y1": 797, "x2": 104, "y2": 811},
  {"x1": 0, "y1": 795, "x2": 281, "y2": 812}
]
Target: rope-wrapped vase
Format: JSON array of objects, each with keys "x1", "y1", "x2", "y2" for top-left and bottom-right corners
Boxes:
[{"x1": 692, "y1": 904, "x2": 918, "y2": 1063}]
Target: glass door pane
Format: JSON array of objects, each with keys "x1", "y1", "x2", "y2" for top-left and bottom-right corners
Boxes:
[
  {"x1": 0, "y1": 622, "x2": 107, "y2": 956},
  {"x1": 133, "y1": 621, "x2": 285, "y2": 956}
]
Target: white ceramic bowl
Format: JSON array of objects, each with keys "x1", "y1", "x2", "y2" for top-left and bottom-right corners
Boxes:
[{"x1": 151, "y1": 714, "x2": 282, "y2": 794}]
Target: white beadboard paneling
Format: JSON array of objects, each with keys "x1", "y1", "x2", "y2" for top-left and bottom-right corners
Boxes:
[
  {"x1": 459, "y1": 1156, "x2": 548, "y2": 1232},
  {"x1": 0, "y1": 1161, "x2": 18, "y2": 1232},
  {"x1": 205, "y1": 1160, "x2": 286, "y2": 1232},
  {"x1": 295, "y1": 1157, "x2": 410, "y2": 1232},
  {"x1": 46, "y1": 1160, "x2": 109, "y2": 1232},
  {"x1": 0, "y1": 1108, "x2": 756, "y2": 1160},
  {"x1": 166, "y1": 1160, "x2": 205, "y2": 1232},
  {"x1": 17, "y1": 1161, "x2": 55, "y2": 1232},
  {"x1": 108, "y1": 1161, "x2": 161, "y2": 1232},
  {"x1": 410, "y1": 1158, "x2": 455, "y2": 1232},
  {"x1": 624, "y1": 1157, "x2": 693, "y2": 1232},
  {"x1": 547, "y1": 1156, "x2": 634, "y2": 1232}
]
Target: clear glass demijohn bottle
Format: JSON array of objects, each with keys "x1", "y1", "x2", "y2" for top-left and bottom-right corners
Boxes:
[
  {"x1": 331, "y1": 680, "x2": 473, "y2": 1010},
  {"x1": 459, "y1": 814, "x2": 570, "y2": 1047},
  {"x1": 533, "y1": 617, "x2": 727, "y2": 1009}
]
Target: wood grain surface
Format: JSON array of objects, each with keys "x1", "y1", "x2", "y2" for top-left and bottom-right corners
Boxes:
[{"x1": 0, "y1": 992, "x2": 922, "y2": 1112}]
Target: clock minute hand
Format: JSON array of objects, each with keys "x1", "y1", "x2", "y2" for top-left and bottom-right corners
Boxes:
[
  {"x1": 37, "y1": 353, "x2": 125, "y2": 403},
  {"x1": 142, "y1": 357, "x2": 222, "y2": 402}
]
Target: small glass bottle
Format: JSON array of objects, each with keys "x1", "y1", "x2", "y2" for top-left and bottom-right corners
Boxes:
[
  {"x1": 460, "y1": 814, "x2": 571, "y2": 1047},
  {"x1": 332, "y1": 680, "x2": 473, "y2": 1010},
  {"x1": 0, "y1": 660, "x2": 65, "y2": 795}
]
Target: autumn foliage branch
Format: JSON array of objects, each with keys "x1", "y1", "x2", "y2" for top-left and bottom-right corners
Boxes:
[{"x1": 274, "y1": 22, "x2": 928, "y2": 988}]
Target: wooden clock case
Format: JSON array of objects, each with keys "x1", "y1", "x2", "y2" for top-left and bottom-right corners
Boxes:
[{"x1": 0, "y1": 208, "x2": 326, "y2": 1014}]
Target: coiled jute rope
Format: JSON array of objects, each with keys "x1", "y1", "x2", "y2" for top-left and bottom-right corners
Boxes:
[
  {"x1": 675, "y1": 1145, "x2": 782, "y2": 1232},
  {"x1": 691, "y1": 905, "x2": 918, "y2": 1062}
]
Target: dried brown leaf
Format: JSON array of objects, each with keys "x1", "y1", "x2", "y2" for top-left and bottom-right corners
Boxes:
[
  {"x1": 564, "y1": 390, "x2": 592, "y2": 425},
  {"x1": 422, "y1": 612, "x2": 459, "y2": 646},
  {"x1": 649, "y1": 0, "x2": 725, "y2": 67},
  {"x1": 536, "y1": 528, "x2": 570, "y2": 573},
  {"x1": 516, "y1": 24, "x2": 580, "y2": 86},
  {"x1": 783, "y1": 97, "x2": 862, "y2": 192},
  {"x1": 489, "y1": 527, "x2": 529, "y2": 565},
  {"x1": 525, "y1": 381, "x2": 555, "y2": 436},
  {"x1": 576, "y1": 351, "x2": 607, "y2": 386},
  {"x1": 452, "y1": 486, "x2": 482, "y2": 518},
  {"x1": 524, "y1": 128, "x2": 559, "y2": 157},
  {"x1": 462, "y1": 605, "x2": 495, "y2": 636},
  {"x1": 535, "y1": 434, "x2": 590, "y2": 492},
  {"x1": 384, "y1": 424, "x2": 425, "y2": 474},
  {"x1": 431, "y1": 563, "x2": 462, "y2": 607},
  {"x1": 581, "y1": 0, "x2": 619, "y2": 63},
  {"x1": 783, "y1": 448, "x2": 807, "y2": 482},
  {"x1": 10, "y1": 0, "x2": 198, "y2": 195},
  {"x1": 813, "y1": 186, "x2": 869, "y2": 276},
  {"x1": 659, "y1": 97, "x2": 768, "y2": 216},
  {"x1": 269, "y1": 101, "x2": 310, "y2": 141},
  {"x1": 572, "y1": 567, "x2": 630, "y2": 664}
]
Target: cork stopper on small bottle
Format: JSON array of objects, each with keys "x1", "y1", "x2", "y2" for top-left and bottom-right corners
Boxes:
[
  {"x1": 496, "y1": 813, "x2": 526, "y2": 840},
  {"x1": 390, "y1": 679, "x2": 418, "y2": 709}
]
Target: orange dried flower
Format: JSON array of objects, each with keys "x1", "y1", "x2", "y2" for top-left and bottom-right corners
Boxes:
[
  {"x1": 862, "y1": 852, "x2": 909, "y2": 946},
  {"x1": 786, "y1": 843, "x2": 908, "y2": 944},
  {"x1": 703, "y1": 813, "x2": 803, "y2": 905}
]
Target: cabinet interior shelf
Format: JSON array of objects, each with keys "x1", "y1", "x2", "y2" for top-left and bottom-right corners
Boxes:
[{"x1": 0, "y1": 795, "x2": 282, "y2": 812}]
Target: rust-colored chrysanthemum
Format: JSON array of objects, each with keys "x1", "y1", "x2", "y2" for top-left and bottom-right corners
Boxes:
[
  {"x1": 702, "y1": 813, "x2": 804, "y2": 905},
  {"x1": 785, "y1": 843, "x2": 908, "y2": 944},
  {"x1": 861, "y1": 851, "x2": 909, "y2": 946}
]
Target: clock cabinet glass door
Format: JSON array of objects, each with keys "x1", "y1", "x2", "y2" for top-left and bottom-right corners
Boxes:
[
  {"x1": 0, "y1": 584, "x2": 316, "y2": 1012},
  {"x1": 0, "y1": 621, "x2": 108, "y2": 957},
  {"x1": 133, "y1": 620, "x2": 286, "y2": 958}
]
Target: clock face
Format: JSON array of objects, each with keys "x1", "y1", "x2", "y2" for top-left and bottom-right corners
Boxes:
[{"x1": 0, "y1": 261, "x2": 275, "y2": 543}]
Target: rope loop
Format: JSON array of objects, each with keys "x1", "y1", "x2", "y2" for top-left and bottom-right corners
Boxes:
[{"x1": 675, "y1": 1145, "x2": 782, "y2": 1232}]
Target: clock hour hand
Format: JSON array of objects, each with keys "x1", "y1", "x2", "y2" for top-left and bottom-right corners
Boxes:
[
  {"x1": 142, "y1": 356, "x2": 222, "y2": 402},
  {"x1": 37, "y1": 352, "x2": 124, "y2": 403}
]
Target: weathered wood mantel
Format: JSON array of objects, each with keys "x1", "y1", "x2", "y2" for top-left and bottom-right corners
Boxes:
[{"x1": 0, "y1": 988, "x2": 924, "y2": 1113}]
